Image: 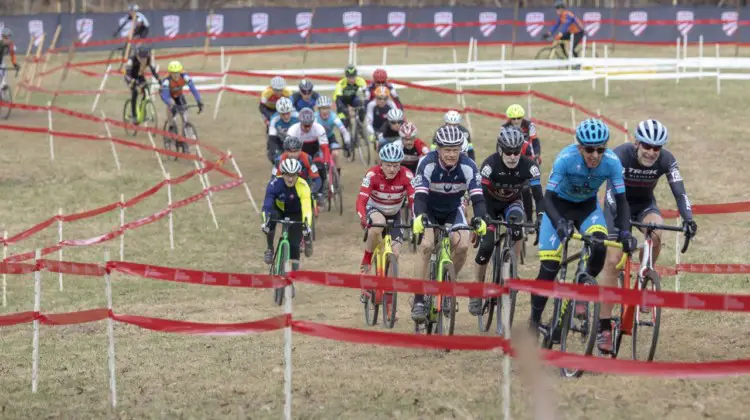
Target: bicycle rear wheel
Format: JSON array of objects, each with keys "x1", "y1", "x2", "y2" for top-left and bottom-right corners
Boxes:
[
  {"x1": 123, "y1": 100, "x2": 137, "y2": 137},
  {"x1": 496, "y1": 248, "x2": 518, "y2": 336},
  {"x1": 382, "y1": 253, "x2": 398, "y2": 329},
  {"x1": 559, "y1": 273, "x2": 600, "y2": 378},
  {"x1": 0, "y1": 85, "x2": 12, "y2": 120},
  {"x1": 163, "y1": 120, "x2": 178, "y2": 157},
  {"x1": 632, "y1": 270, "x2": 661, "y2": 361},
  {"x1": 272, "y1": 242, "x2": 290, "y2": 306},
  {"x1": 478, "y1": 241, "x2": 502, "y2": 333},
  {"x1": 436, "y1": 262, "x2": 457, "y2": 338}
]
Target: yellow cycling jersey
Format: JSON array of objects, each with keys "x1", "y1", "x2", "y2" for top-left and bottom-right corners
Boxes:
[
  {"x1": 260, "y1": 86, "x2": 293, "y2": 110},
  {"x1": 333, "y1": 76, "x2": 367, "y2": 103},
  {"x1": 272, "y1": 176, "x2": 313, "y2": 227}
]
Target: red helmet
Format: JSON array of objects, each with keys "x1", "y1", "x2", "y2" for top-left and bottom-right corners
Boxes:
[
  {"x1": 399, "y1": 121, "x2": 417, "y2": 139},
  {"x1": 373, "y1": 68, "x2": 388, "y2": 84}
]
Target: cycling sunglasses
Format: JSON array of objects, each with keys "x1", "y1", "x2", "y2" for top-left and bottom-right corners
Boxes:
[
  {"x1": 583, "y1": 146, "x2": 607, "y2": 155},
  {"x1": 639, "y1": 143, "x2": 662, "y2": 152},
  {"x1": 389, "y1": 120, "x2": 404, "y2": 125},
  {"x1": 300, "y1": 89, "x2": 312, "y2": 95}
]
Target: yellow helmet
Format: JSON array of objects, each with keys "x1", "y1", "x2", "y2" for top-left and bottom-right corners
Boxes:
[
  {"x1": 506, "y1": 104, "x2": 525, "y2": 119},
  {"x1": 167, "y1": 60, "x2": 183, "y2": 73}
]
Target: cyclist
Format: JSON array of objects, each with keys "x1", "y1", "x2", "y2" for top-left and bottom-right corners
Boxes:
[
  {"x1": 503, "y1": 104, "x2": 541, "y2": 162},
  {"x1": 469, "y1": 126, "x2": 544, "y2": 316},
  {"x1": 503, "y1": 103, "x2": 541, "y2": 226},
  {"x1": 260, "y1": 76, "x2": 292, "y2": 129},
  {"x1": 115, "y1": 4, "x2": 150, "y2": 39},
  {"x1": 410, "y1": 125, "x2": 487, "y2": 323},
  {"x1": 0, "y1": 28, "x2": 19, "y2": 76},
  {"x1": 291, "y1": 79, "x2": 319, "y2": 112},
  {"x1": 366, "y1": 86, "x2": 396, "y2": 146},
  {"x1": 377, "y1": 108, "x2": 404, "y2": 149},
  {"x1": 333, "y1": 65, "x2": 367, "y2": 131},
  {"x1": 399, "y1": 122, "x2": 429, "y2": 175},
  {"x1": 315, "y1": 95, "x2": 351, "y2": 158},
  {"x1": 287, "y1": 108, "x2": 333, "y2": 186},
  {"x1": 366, "y1": 68, "x2": 403, "y2": 110},
  {"x1": 597, "y1": 119, "x2": 698, "y2": 353},
  {"x1": 261, "y1": 158, "x2": 313, "y2": 268},
  {"x1": 272, "y1": 135, "x2": 322, "y2": 198},
  {"x1": 543, "y1": 1, "x2": 584, "y2": 59},
  {"x1": 438, "y1": 110, "x2": 475, "y2": 161},
  {"x1": 356, "y1": 142, "x2": 415, "y2": 274},
  {"x1": 159, "y1": 60, "x2": 203, "y2": 128},
  {"x1": 266, "y1": 97, "x2": 299, "y2": 164},
  {"x1": 529, "y1": 118, "x2": 636, "y2": 338},
  {"x1": 124, "y1": 45, "x2": 159, "y2": 124}
]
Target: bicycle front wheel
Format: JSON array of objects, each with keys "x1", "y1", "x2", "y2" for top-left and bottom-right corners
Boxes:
[
  {"x1": 182, "y1": 122, "x2": 199, "y2": 155},
  {"x1": 478, "y1": 242, "x2": 502, "y2": 333},
  {"x1": 331, "y1": 169, "x2": 343, "y2": 216},
  {"x1": 496, "y1": 247, "x2": 518, "y2": 336},
  {"x1": 363, "y1": 253, "x2": 380, "y2": 326},
  {"x1": 123, "y1": 100, "x2": 136, "y2": 137},
  {"x1": 272, "y1": 241, "x2": 290, "y2": 307},
  {"x1": 559, "y1": 273, "x2": 600, "y2": 378},
  {"x1": 382, "y1": 253, "x2": 398, "y2": 329},
  {"x1": 0, "y1": 85, "x2": 12, "y2": 120},
  {"x1": 534, "y1": 46, "x2": 557, "y2": 60},
  {"x1": 163, "y1": 120, "x2": 178, "y2": 157},
  {"x1": 436, "y1": 262, "x2": 457, "y2": 338},
  {"x1": 143, "y1": 99, "x2": 158, "y2": 130},
  {"x1": 632, "y1": 269, "x2": 661, "y2": 362}
]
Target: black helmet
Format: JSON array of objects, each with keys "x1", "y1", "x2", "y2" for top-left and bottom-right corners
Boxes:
[
  {"x1": 137, "y1": 45, "x2": 150, "y2": 58},
  {"x1": 554, "y1": 0, "x2": 566, "y2": 9},
  {"x1": 344, "y1": 64, "x2": 357, "y2": 77},
  {"x1": 298, "y1": 79, "x2": 314, "y2": 93}
]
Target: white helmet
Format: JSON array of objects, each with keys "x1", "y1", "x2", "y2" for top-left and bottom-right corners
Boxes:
[
  {"x1": 379, "y1": 142, "x2": 405, "y2": 162},
  {"x1": 280, "y1": 158, "x2": 302, "y2": 175},
  {"x1": 386, "y1": 108, "x2": 404, "y2": 123},
  {"x1": 444, "y1": 110, "x2": 462, "y2": 125},
  {"x1": 634, "y1": 119, "x2": 668, "y2": 146},
  {"x1": 316, "y1": 96, "x2": 332, "y2": 108},
  {"x1": 276, "y1": 97, "x2": 294, "y2": 114},
  {"x1": 270, "y1": 76, "x2": 286, "y2": 90},
  {"x1": 434, "y1": 125, "x2": 464, "y2": 147}
]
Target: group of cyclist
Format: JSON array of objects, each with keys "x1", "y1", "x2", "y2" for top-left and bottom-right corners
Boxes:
[{"x1": 260, "y1": 62, "x2": 698, "y2": 355}]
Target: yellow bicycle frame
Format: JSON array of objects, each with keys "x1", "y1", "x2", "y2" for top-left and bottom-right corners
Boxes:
[{"x1": 371, "y1": 230, "x2": 394, "y2": 277}]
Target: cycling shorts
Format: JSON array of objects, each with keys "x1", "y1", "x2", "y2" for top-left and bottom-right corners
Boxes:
[
  {"x1": 366, "y1": 207, "x2": 403, "y2": 243},
  {"x1": 425, "y1": 207, "x2": 468, "y2": 229},
  {"x1": 604, "y1": 195, "x2": 661, "y2": 240},
  {"x1": 537, "y1": 196, "x2": 607, "y2": 262}
]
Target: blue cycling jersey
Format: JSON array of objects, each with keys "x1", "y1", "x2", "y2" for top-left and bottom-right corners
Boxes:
[
  {"x1": 413, "y1": 151, "x2": 483, "y2": 215},
  {"x1": 546, "y1": 144, "x2": 625, "y2": 202},
  {"x1": 291, "y1": 92, "x2": 320, "y2": 112},
  {"x1": 268, "y1": 111, "x2": 300, "y2": 138},
  {"x1": 315, "y1": 111, "x2": 344, "y2": 138}
]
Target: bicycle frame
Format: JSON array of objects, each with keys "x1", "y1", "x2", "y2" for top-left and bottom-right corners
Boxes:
[
  {"x1": 364, "y1": 220, "x2": 408, "y2": 304},
  {"x1": 424, "y1": 223, "x2": 472, "y2": 323}
]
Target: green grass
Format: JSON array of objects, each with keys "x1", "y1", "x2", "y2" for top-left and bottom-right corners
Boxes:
[{"x1": 0, "y1": 43, "x2": 748, "y2": 419}]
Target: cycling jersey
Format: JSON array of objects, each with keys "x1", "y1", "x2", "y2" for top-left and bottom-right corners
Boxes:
[
  {"x1": 356, "y1": 166, "x2": 415, "y2": 219},
  {"x1": 259, "y1": 86, "x2": 293, "y2": 121},
  {"x1": 116, "y1": 12, "x2": 150, "y2": 38},
  {"x1": 315, "y1": 111, "x2": 351, "y2": 144},
  {"x1": 378, "y1": 121, "x2": 401, "y2": 143},
  {"x1": 333, "y1": 77, "x2": 367, "y2": 103},
  {"x1": 402, "y1": 139, "x2": 430, "y2": 174},
  {"x1": 479, "y1": 153, "x2": 542, "y2": 203},
  {"x1": 268, "y1": 111, "x2": 299, "y2": 139},
  {"x1": 287, "y1": 122, "x2": 331, "y2": 165},
  {"x1": 503, "y1": 119, "x2": 541, "y2": 159},
  {"x1": 262, "y1": 176, "x2": 313, "y2": 227},
  {"x1": 550, "y1": 10, "x2": 583, "y2": 37},
  {"x1": 365, "y1": 100, "x2": 394, "y2": 137},
  {"x1": 291, "y1": 91, "x2": 320, "y2": 112},
  {"x1": 413, "y1": 151, "x2": 485, "y2": 218},
  {"x1": 547, "y1": 144, "x2": 624, "y2": 203},
  {"x1": 607, "y1": 143, "x2": 693, "y2": 220},
  {"x1": 125, "y1": 56, "x2": 158, "y2": 81},
  {"x1": 366, "y1": 81, "x2": 403, "y2": 109},
  {"x1": 160, "y1": 73, "x2": 201, "y2": 105},
  {"x1": 0, "y1": 40, "x2": 17, "y2": 66},
  {"x1": 272, "y1": 151, "x2": 322, "y2": 194}
]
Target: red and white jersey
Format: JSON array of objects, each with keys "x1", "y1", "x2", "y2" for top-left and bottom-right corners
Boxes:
[
  {"x1": 287, "y1": 122, "x2": 328, "y2": 146},
  {"x1": 356, "y1": 166, "x2": 415, "y2": 218}
]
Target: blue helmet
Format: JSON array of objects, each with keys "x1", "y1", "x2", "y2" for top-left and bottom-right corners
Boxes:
[{"x1": 576, "y1": 118, "x2": 610, "y2": 146}]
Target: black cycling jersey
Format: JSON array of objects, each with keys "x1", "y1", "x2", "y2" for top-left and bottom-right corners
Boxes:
[
  {"x1": 378, "y1": 121, "x2": 400, "y2": 142},
  {"x1": 479, "y1": 153, "x2": 544, "y2": 213},
  {"x1": 124, "y1": 55, "x2": 158, "y2": 81},
  {"x1": 370, "y1": 104, "x2": 390, "y2": 134},
  {"x1": 607, "y1": 143, "x2": 693, "y2": 220}
]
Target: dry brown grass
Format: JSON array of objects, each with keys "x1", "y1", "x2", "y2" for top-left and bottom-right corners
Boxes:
[{"x1": 0, "y1": 43, "x2": 748, "y2": 419}]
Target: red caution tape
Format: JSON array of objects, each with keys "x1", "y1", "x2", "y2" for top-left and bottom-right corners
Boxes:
[
  {"x1": 112, "y1": 313, "x2": 289, "y2": 335},
  {"x1": 109, "y1": 261, "x2": 288, "y2": 289},
  {"x1": 662, "y1": 201, "x2": 750, "y2": 219},
  {"x1": 676, "y1": 264, "x2": 750, "y2": 274}
]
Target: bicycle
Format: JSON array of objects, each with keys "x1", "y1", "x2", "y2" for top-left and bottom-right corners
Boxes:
[
  {"x1": 400, "y1": 206, "x2": 416, "y2": 253},
  {"x1": 346, "y1": 91, "x2": 370, "y2": 166},
  {"x1": 414, "y1": 222, "x2": 475, "y2": 337},
  {"x1": 609, "y1": 221, "x2": 691, "y2": 361},
  {"x1": 0, "y1": 64, "x2": 19, "y2": 120},
  {"x1": 269, "y1": 218, "x2": 307, "y2": 306},
  {"x1": 324, "y1": 161, "x2": 343, "y2": 216},
  {"x1": 537, "y1": 224, "x2": 626, "y2": 378},
  {"x1": 361, "y1": 219, "x2": 410, "y2": 329},
  {"x1": 163, "y1": 104, "x2": 201, "y2": 159},
  {"x1": 106, "y1": 40, "x2": 128, "y2": 71},
  {"x1": 123, "y1": 80, "x2": 158, "y2": 137},
  {"x1": 477, "y1": 218, "x2": 536, "y2": 335}
]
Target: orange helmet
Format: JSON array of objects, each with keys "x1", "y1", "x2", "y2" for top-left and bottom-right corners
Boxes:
[{"x1": 374, "y1": 86, "x2": 390, "y2": 98}]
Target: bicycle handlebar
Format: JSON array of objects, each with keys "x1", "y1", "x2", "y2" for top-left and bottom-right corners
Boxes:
[
  {"x1": 485, "y1": 218, "x2": 536, "y2": 229},
  {"x1": 631, "y1": 220, "x2": 691, "y2": 254},
  {"x1": 569, "y1": 232, "x2": 628, "y2": 270},
  {"x1": 269, "y1": 218, "x2": 307, "y2": 226},
  {"x1": 0, "y1": 65, "x2": 20, "y2": 77},
  {"x1": 416, "y1": 222, "x2": 476, "y2": 246},
  {"x1": 362, "y1": 221, "x2": 413, "y2": 242}
]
